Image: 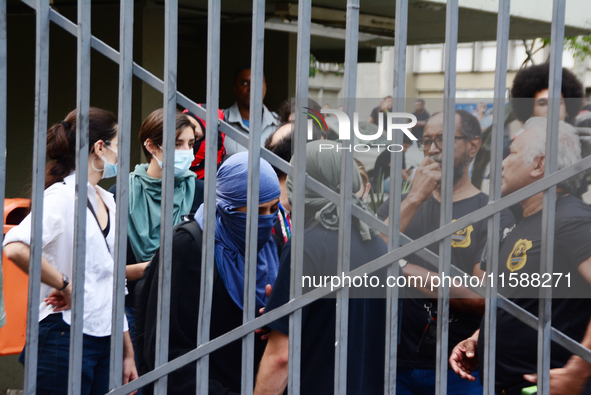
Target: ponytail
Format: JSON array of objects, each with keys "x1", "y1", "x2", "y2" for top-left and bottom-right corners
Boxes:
[{"x1": 45, "y1": 108, "x2": 117, "y2": 189}]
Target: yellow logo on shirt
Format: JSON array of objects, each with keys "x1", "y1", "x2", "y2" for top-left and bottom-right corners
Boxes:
[
  {"x1": 451, "y1": 221, "x2": 473, "y2": 249},
  {"x1": 506, "y1": 239, "x2": 533, "y2": 272}
]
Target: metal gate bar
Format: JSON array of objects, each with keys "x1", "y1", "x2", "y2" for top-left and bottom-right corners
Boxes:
[
  {"x1": 436, "y1": 1, "x2": 459, "y2": 393},
  {"x1": 288, "y1": 1, "x2": 311, "y2": 394},
  {"x1": 385, "y1": 0, "x2": 408, "y2": 392},
  {"x1": 23, "y1": 0, "x2": 49, "y2": 393},
  {"x1": 538, "y1": 1, "x2": 566, "y2": 394},
  {"x1": 242, "y1": 1, "x2": 266, "y2": 394},
  {"x1": 109, "y1": 0, "x2": 134, "y2": 389},
  {"x1": 483, "y1": 1, "x2": 511, "y2": 393},
  {"x1": 69, "y1": 0, "x2": 92, "y2": 393},
  {"x1": 195, "y1": 0, "x2": 221, "y2": 392},
  {"x1": 334, "y1": 1, "x2": 359, "y2": 393}
]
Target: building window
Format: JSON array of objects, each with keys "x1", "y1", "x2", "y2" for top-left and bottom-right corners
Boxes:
[
  {"x1": 418, "y1": 44, "x2": 443, "y2": 72},
  {"x1": 457, "y1": 44, "x2": 474, "y2": 72}
]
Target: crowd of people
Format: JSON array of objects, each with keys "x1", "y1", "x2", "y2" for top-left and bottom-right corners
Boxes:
[{"x1": 3, "y1": 63, "x2": 591, "y2": 395}]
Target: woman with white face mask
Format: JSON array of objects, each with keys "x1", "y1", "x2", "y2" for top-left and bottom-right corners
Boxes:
[{"x1": 3, "y1": 108, "x2": 138, "y2": 394}]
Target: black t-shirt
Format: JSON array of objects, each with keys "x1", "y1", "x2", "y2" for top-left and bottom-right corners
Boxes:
[
  {"x1": 135, "y1": 221, "x2": 264, "y2": 395},
  {"x1": 370, "y1": 106, "x2": 384, "y2": 127},
  {"x1": 265, "y1": 224, "x2": 389, "y2": 395},
  {"x1": 411, "y1": 110, "x2": 430, "y2": 140},
  {"x1": 478, "y1": 195, "x2": 591, "y2": 392},
  {"x1": 377, "y1": 193, "x2": 515, "y2": 369}
]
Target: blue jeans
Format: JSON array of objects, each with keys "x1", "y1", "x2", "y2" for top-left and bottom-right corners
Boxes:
[
  {"x1": 397, "y1": 368, "x2": 483, "y2": 395},
  {"x1": 19, "y1": 314, "x2": 111, "y2": 395},
  {"x1": 125, "y1": 306, "x2": 143, "y2": 395}
]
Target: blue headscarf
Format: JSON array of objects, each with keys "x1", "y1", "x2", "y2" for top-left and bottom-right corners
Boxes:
[{"x1": 195, "y1": 152, "x2": 281, "y2": 311}]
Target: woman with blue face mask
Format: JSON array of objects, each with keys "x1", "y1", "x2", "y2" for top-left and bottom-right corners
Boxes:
[
  {"x1": 112, "y1": 109, "x2": 199, "y2": 380},
  {"x1": 4, "y1": 108, "x2": 138, "y2": 394},
  {"x1": 135, "y1": 152, "x2": 281, "y2": 394}
]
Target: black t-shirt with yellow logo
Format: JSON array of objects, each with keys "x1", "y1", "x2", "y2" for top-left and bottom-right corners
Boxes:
[
  {"x1": 378, "y1": 193, "x2": 515, "y2": 369},
  {"x1": 478, "y1": 194, "x2": 591, "y2": 392}
]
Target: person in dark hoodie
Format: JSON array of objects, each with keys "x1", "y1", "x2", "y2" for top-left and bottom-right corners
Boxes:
[{"x1": 135, "y1": 152, "x2": 281, "y2": 394}]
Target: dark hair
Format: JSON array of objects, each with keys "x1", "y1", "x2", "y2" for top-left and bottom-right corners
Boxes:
[
  {"x1": 511, "y1": 64, "x2": 584, "y2": 125},
  {"x1": 233, "y1": 64, "x2": 251, "y2": 85},
  {"x1": 45, "y1": 107, "x2": 118, "y2": 189},
  {"x1": 416, "y1": 99, "x2": 425, "y2": 105},
  {"x1": 265, "y1": 123, "x2": 294, "y2": 178},
  {"x1": 139, "y1": 109, "x2": 195, "y2": 162},
  {"x1": 456, "y1": 109, "x2": 482, "y2": 140},
  {"x1": 277, "y1": 101, "x2": 292, "y2": 123},
  {"x1": 277, "y1": 98, "x2": 323, "y2": 124}
]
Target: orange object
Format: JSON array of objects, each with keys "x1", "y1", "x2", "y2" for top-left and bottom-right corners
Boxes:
[{"x1": 0, "y1": 198, "x2": 31, "y2": 356}]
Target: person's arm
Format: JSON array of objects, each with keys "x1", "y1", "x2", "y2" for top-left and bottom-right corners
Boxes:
[
  {"x1": 380, "y1": 156, "x2": 442, "y2": 243},
  {"x1": 522, "y1": 257, "x2": 591, "y2": 394},
  {"x1": 449, "y1": 329, "x2": 480, "y2": 381},
  {"x1": 126, "y1": 262, "x2": 149, "y2": 281},
  {"x1": 5, "y1": 241, "x2": 72, "y2": 310},
  {"x1": 122, "y1": 330, "x2": 138, "y2": 394},
  {"x1": 254, "y1": 330, "x2": 290, "y2": 395},
  {"x1": 523, "y1": 316, "x2": 591, "y2": 394}
]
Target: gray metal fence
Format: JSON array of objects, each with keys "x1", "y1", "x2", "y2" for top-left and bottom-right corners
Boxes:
[{"x1": 6, "y1": 0, "x2": 591, "y2": 395}]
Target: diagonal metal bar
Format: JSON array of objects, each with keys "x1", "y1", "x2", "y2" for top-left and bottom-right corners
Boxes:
[
  {"x1": 242, "y1": 1, "x2": 266, "y2": 393},
  {"x1": 109, "y1": 0, "x2": 134, "y2": 389},
  {"x1": 154, "y1": 0, "x2": 178, "y2": 394},
  {"x1": 538, "y1": 1, "x2": 565, "y2": 394},
  {"x1": 483, "y1": 1, "x2": 511, "y2": 394},
  {"x1": 436, "y1": 1, "x2": 458, "y2": 394},
  {"x1": 69, "y1": 1, "x2": 91, "y2": 394},
  {"x1": 334, "y1": 1, "x2": 359, "y2": 394},
  {"x1": 288, "y1": 1, "x2": 311, "y2": 394},
  {"x1": 23, "y1": 0, "x2": 49, "y2": 393},
  {"x1": 107, "y1": 196, "x2": 591, "y2": 395},
  {"x1": 385, "y1": 1, "x2": 408, "y2": 393},
  {"x1": 196, "y1": 0, "x2": 221, "y2": 393}
]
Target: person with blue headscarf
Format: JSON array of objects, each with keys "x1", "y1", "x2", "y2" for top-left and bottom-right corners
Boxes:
[{"x1": 136, "y1": 152, "x2": 281, "y2": 395}]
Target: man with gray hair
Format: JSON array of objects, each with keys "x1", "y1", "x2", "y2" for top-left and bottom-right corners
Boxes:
[{"x1": 450, "y1": 118, "x2": 591, "y2": 395}]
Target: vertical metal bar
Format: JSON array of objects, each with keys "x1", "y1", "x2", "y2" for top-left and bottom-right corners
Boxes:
[
  {"x1": 68, "y1": 1, "x2": 91, "y2": 394},
  {"x1": 110, "y1": 0, "x2": 134, "y2": 389},
  {"x1": 334, "y1": 1, "x2": 359, "y2": 394},
  {"x1": 242, "y1": 1, "x2": 265, "y2": 393},
  {"x1": 288, "y1": 1, "x2": 311, "y2": 394},
  {"x1": 196, "y1": 0, "x2": 221, "y2": 392},
  {"x1": 385, "y1": 0, "x2": 408, "y2": 393},
  {"x1": 436, "y1": 1, "x2": 458, "y2": 394},
  {"x1": 538, "y1": 1, "x2": 565, "y2": 394},
  {"x1": 483, "y1": 1, "x2": 510, "y2": 394},
  {"x1": 154, "y1": 0, "x2": 178, "y2": 393},
  {"x1": 24, "y1": 0, "x2": 49, "y2": 393}
]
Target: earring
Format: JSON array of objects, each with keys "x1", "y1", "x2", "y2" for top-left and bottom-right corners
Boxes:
[{"x1": 91, "y1": 156, "x2": 104, "y2": 172}]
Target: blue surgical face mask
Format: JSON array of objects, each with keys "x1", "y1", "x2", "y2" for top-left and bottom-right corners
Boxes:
[
  {"x1": 93, "y1": 142, "x2": 118, "y2": 179},
  {"x1": 174, "y1": 149, "x2": 194, "y2": 177},
  {"x1": 153, "y1": 145, "x2": 194, "y2": 177}
]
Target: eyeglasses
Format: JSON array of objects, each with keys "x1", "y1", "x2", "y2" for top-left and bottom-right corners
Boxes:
[{"x1": 417, "y1": 135, "x2": 469, "y2": 151}]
